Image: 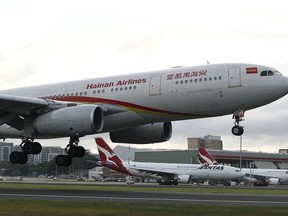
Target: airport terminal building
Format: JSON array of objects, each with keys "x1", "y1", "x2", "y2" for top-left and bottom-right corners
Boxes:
[{"x1": 134, "y1": 136, "x2": 288, "y2": 169}]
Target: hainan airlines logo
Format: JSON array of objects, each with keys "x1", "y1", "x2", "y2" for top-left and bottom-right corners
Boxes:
[{"x1": 87, "y1": 78, "x2": 147, "y2": 89}]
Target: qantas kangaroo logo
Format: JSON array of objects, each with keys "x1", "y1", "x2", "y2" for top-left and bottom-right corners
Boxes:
[
  {"x1": 198, "y1": 148, "x2": 219, "y2": 165},
  {"x1": 95, "y1": 138, "x2": 129, "y2": 174}
]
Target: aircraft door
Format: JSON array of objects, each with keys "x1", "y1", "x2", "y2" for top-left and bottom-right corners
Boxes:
[
  {"x1": 149, "y1": 76, "x2": 162, "y2": 95},
  {"x1": 228, "y1": 67, "x2": 242, "y2": 88}
]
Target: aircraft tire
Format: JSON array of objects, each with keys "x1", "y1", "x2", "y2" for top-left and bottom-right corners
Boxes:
[
  {"x1": 67, "y1": 146, "x2": 78, "y2": 157},
  {"x1": 76, "y1": 146, "x2": 85, "y2": 157},
  {"x1": 23, "y1": 141, "x2": 34, "y2": 154},
  {"x1": 55, "y1": 155, "x2": 72, "y2": 167},
  {"x1": 33, "y1": 142, "x2": 42, "y2": 155},
  {"x1": 231, "y1": 126, "x2": 244, "y2": 136},
  {"x1": 9, "y1": 151, "x2": 28, "y2": 164}
]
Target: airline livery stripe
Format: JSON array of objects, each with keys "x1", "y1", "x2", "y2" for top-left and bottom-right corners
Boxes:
[{"x1": 55, "y1": 96, "x2": 208, "y2": 118}]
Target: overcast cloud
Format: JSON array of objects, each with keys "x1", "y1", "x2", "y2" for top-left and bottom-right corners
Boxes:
[{"x1": 1, "y1": 0, "x2": 288, "y2": 153}]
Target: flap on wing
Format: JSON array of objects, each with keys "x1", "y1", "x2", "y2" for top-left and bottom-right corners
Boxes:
[
  {"x1": 134, "y1": 168, "x2": 176, "y2": 178},
  {"x1": 0, "y1": 94, "x2": 49, "y2": 130},
  {"x1": 0, "y1": 93, "x2": 49, "y2": 115}
]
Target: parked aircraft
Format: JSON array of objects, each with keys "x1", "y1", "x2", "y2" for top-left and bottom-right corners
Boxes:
[
  {"x1": 96, "y1": 137, "x2": 245, "y2": 185},
  {"x1": 1, "y1": 63, "x2": 288, "y2": 166},
  {"x1": 198, "y1": 148, "x2": 288, "y2": 185}
]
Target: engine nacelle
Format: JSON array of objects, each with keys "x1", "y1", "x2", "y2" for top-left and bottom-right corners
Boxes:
[
  {"x1": 177, "y1": 175, "x2": 191, "y2": 183},
  {"x1": 109, "y1": 122, "x2": 172, "y2": 144},
  {"x1": 33, "y1": 105, "x2": 104, "y2": 137},
  {"x1": 268, "y1": 178, "x2": 280, "y2": 185}
]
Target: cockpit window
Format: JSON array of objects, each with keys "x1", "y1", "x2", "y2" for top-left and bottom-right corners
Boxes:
[
  {"x1": 261, "y1": 70, "x2": 282, "y2": 77},
  {"x1": 260, "y1": 71, "x2": 267, "y2": 76},
  {"x1": 268, "y1": 70, "x2": 274, "y2": 76}
]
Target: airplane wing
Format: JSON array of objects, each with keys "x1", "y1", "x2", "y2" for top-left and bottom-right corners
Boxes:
[
  {"x1": 0, "y1": 94, "x2": 50, "y2": 130},
  {"x1": 0, "y1": 93, "x2": 129, "y2": 131},
  {"x1": 0, "y1": 93, "x2": 49, "y2": 114},
  {"x1": 130, "y1": 167, "x2": 177, "y2": 179}
]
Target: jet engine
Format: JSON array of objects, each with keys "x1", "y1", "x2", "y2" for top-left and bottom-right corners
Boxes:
[
  {"x1": 177, "y1": 175, "x2": 191, "y2": 183},
  {"x1": 268, "y1": 178, "x2": 280, "y2": 185},
  {"x1": 33, "y1": 105, "x2": 104, "y2": 137},
  {"x1": 109, "y1": 122, "x2": 172, "y2": 144}
]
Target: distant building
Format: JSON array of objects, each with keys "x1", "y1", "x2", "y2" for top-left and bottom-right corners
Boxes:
[
  {"x1": 279, "y1": 149, "x2": 288, "y2": 154},
  {"x1": 187, "y1": 135, "x2": 223, "y2": 150},
  {"x1": 0, "y1": 142, "x2": 13, "y2": 161},
  {"x1": 39, "y1": 146, "x2": 66, "y2": 163}
]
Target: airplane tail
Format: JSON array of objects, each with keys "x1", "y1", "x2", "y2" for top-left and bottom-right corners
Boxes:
[
  {"x1": 198, "y1": 148, "x2": 219, "y2": 165},
  {"x1": 95, "y1": 137, "x2": 129, "y2": 174}
]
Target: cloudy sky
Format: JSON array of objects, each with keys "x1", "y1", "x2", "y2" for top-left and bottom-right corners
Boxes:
[{"x1": 1, "y1": 0, "x2": 288, "y2": 153}]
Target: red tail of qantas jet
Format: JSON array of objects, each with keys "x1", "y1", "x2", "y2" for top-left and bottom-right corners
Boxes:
[
  {"x1": 1, "y1": 63, "x2": 288, "y2": 166},
  {"x1": 198, "y1": 148, "x2": 219, "y2": 165}
]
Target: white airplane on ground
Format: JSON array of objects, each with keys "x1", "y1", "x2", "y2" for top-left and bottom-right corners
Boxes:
[
  {"x1": 95, "y1": 137, "x2": 245, "y2": 185},
  {"x1": 0, "y1": 63, "x2": 288, "y2": 166},
  {"x1": 198, "y1": 148, "x2": 288, "y2": 185}
]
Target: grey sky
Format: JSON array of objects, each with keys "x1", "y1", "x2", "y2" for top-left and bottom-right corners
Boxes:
[{"x1": 1, "y1": 0, "x2": 288, "y2": 153}]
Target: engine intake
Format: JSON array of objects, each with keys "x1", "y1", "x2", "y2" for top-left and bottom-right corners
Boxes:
[
  {"x1": 33, "y1": 105, "x2": 104, "y2": 137},
  {"x1": 109, "y1": 122, "x2": 172, "y2": 144}
]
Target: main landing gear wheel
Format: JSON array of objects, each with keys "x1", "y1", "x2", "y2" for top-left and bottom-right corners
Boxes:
[
  {"x1": 9, "y1": 151, "x2": 28, "y2": 164},
  {"x1": 9, "y1": 138, "x2": 42, "y2": 165},
  {"x1": 55, "y1": 155, "x2": 72, "y2": 167},
  {"x1": 231, "y1": 125, "x2": 244, "y2": 136},
  {"x1": 55, "y1": 137, "x2": 86, "y2": 167}
]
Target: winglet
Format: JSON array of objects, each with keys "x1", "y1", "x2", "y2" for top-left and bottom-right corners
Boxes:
[
  {"x1": 95, "y1": 137, "x2": 129, "y2": 174},
  {"x1": 198, "y1": 148, "x2": 219, "y2": 165}
]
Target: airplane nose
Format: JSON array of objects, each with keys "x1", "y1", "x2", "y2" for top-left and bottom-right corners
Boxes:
[{"x1": 284, "y1": 77, "x2": 288, "y2": 93}]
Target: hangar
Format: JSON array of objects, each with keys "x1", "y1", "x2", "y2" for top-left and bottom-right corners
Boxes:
[{"x1": 134, "y1": 136, "x2": 288, "y2": 169}]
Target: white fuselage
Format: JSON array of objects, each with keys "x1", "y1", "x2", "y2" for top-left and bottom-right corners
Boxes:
[
  {"x1": 242, "y1": 168, "x2": 288, "y2": 183},
  {"x1": 123, "y1": 161, "x2": 244, "y2": 181},
  {"x1": 1, "y1": 63, "x2": 288, "y2": 139}
]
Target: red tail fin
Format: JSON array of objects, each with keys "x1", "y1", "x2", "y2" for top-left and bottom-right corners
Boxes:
[
  {"x1": 95, "y1": 137, "x2": 129, "y2": 174},
  {"x1": 198, "y1": 148, "x2": 219, "y2": 165}
]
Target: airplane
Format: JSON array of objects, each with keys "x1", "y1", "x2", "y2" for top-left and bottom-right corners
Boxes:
[
  {"x1": 198, "y1": 148, "x2": 288, "y2": 185},
  {"x1": 95, "y1": 137, "x2": 245, "y2": 185},
  {"x1": 0, "y1": 63, "x2": 288, "y2": 166}
]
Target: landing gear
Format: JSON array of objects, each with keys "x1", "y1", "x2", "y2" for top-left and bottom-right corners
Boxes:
[
  {"x1": 9, "y1": 137, "x2": 86, "y2": 167},
  {"x1": 9, "y1": 138, "x2": 42, "y2": 164},
  {"x1": 55, "y1": 137, "x2": 86, "y2": 167},
  {"x1": 232, "y1": 110, "x2": 245, "y2": 136}
]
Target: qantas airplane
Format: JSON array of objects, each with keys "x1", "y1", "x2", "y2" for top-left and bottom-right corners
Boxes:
[
  {"x1": 198, "y1": 148, "x2": 288, "y2": 185},
  {"x1": 0, "y1": 63, "x2": 288, "y2": 166},
  {"x1": 96, "y1": 137, "x2": 245, "y2": 185}
]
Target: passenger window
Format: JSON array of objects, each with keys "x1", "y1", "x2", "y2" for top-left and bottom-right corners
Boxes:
[{"x1": 261, "y1": 71, "x2": 267, "y2": 76}]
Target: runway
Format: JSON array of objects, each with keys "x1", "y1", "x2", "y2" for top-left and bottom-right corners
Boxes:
[{"x1": 0, "y1": 184, "x2": 287, "y2": 207}]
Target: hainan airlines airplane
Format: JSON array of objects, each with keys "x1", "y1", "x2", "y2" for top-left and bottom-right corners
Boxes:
[
  {"x1": 198, "y1": 148, "x2": 288, "y2": 185},
  {"x1": 96, "y1": 137, "x2": 245, "y2": 185},
  {"x1": 0, "y1": 63, "x2": 288, "y2": 166}
]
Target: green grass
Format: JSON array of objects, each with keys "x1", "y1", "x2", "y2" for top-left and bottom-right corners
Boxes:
[
  {"x1": 0, "y1": 200, "x2": 287, "y2": 216},
  {"x1": 0, "y1": 182, "x2": 287, "y2": 195},
  {"x1": 0, "y1": 182, "x2": 287, "y2": 215}
]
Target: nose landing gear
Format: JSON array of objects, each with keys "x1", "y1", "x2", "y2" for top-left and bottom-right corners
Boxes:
[{"x1": 232, "y1": 110, "x2": 245, "y2": 136}]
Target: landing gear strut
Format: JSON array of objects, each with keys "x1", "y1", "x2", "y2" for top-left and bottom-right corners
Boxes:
[
  {"x1": 9, "y1": 138, "x2": 42, "y2": 164},
  {"x1": 55, "y1": 137, "x2": 86, "y2": 167},
  {"x1": 231, "y1": 110, "x2": 245, "y2": 136}
]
